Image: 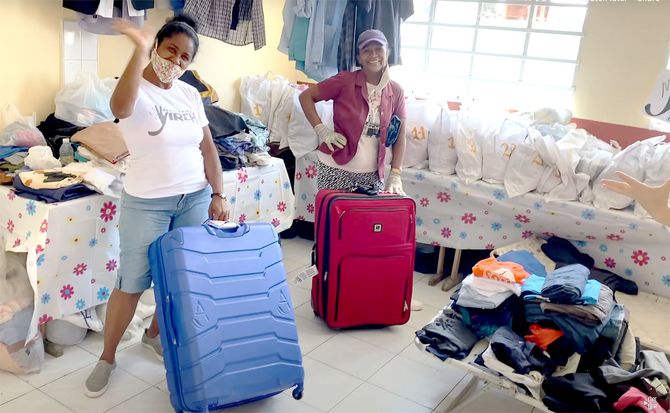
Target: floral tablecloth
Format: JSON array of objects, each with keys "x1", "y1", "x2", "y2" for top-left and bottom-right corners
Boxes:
[
  {"x1": 0, "y1": 157, "x2": 295, "y2": 340},
  {"x1": 294, "y1": 151, "x2": 670, "y2": 298}
]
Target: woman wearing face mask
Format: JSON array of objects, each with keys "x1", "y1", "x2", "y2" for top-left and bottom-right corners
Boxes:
[
  {"x1": 299, "y1": 29, "x2": 407, "y2": 195},
  {"x1": 84, "y1": 15, "x2": 229, "y2": 397}
]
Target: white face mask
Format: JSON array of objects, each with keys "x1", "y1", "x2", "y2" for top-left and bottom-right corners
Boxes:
[{"x1": 150, "y1": 48, "x2": 186, "y2": 84}]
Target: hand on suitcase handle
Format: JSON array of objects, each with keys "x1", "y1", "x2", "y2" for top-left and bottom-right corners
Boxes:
[{"x1": 202, "y1": 220, "x2": 250, "y2": 238}]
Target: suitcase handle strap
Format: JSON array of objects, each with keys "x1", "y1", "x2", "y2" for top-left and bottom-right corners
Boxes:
[{"x1": 202, "y1": 220, "x2": 250, "y2": 238}]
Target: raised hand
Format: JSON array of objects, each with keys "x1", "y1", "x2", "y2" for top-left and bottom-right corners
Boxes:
[
  {"x1": 112, "y1": 19, "x2": 154, "y2": 52},
  {"x1": 602, "y1": 171, "x2": 670, "y2": 226}
]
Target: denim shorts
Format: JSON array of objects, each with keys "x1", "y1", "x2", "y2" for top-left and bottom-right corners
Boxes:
[{"x1": 115, "y1": 186, "x2": 211, "y2": 293}]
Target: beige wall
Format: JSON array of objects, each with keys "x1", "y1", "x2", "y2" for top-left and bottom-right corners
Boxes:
[
  {"x1": 1, "y1": 1, "x2": 669, "y2": 129},
  {"x1": 1, "y1": 0, "x2": 63, "y2": 122},
  {"x1": 573, "y1": 0, "x2": 670, "y2": 128}
]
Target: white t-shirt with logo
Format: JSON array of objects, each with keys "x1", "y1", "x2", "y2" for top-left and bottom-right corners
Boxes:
[
  {"x1": 319, "y1": 83, "x2": 380, "y2": 173},
  {"x1": 119, "y1": 78, "x2": 209, "y2": 199}
]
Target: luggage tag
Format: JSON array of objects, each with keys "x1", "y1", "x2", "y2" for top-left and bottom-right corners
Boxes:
[{"x1": 292, "y1": 265, "x2": 318, "y2": 285}]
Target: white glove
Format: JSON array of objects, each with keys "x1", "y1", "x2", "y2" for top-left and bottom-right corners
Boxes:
[
  {"x1": 314, "y1": 123, "x2": 347, "y2": 152},
  {"x1": 384, "y1": 170, "x2": 406, "y2": 196}
]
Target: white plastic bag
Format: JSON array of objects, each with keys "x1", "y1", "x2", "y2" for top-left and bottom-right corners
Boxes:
[
  {"x1": 593, "y1": 135, "x2": 666, "y2": 210},
  {"x1": 239, "y1": 72, "x2": 288, "y2": 126},
  {"x1": 546, "y1": 129, "x2": 590, "y2": 202},
  {"x1": 0, "y1": 251, "x2": 32, "y2": 325},
  {"x1": 0, "y1": 120, "x2": 46, "y2": 147},
  {"x1": 504, "y1": 130, "x2": 545, "y2": 198},
  {"x1": 576, "y1": 133, "x2": 620, "y2": 203},
  {"x1": 455, "y1": 110, "x2": 502, "y2": 184},
  {"x1": 267, "y1": 80, "x2": 294, "y2": 148},
  {"x1": 428, "y1": 107, "x2": 458, "y2": 175},
  {"x1": 482, "y1": 118, "x2": 528, "y2": 184},
  {"x1": 534, "y1": 133, "x2": 562, "y2": 194},
  {"x1": 402, "y1": 99, "x2": 441, "y2": 169},
  {"x1": 0, "y1": 104, "x2": 24, "y2": 131},
  {"x1": 54, "y1": 73, "x2": 115, "y2": 127},
  {"x1": 24, "y1": 146, "x2": 61, "y2": 170},
  {"x1": 286, "y1": 91, "x2": 333, "y2": 159},
  {"x1": 0, "y1": 306, "x2": 44, "y2": 374}
]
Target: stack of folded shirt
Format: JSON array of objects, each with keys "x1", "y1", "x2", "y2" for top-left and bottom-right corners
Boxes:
[
  {"x1": 415, "y1": 307, "x2": 477, "y2": 361},
  {"x1": 13, "y1": 172, "x2": 95, "y2": 203},
  {"x1": 71, "y1": 122, "x2": 129, "y2": 164}
]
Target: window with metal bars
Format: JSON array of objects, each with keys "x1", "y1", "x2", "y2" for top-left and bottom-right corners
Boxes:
[{"x1": 393, "y1": 0, "x2": 589, "y2": 109}]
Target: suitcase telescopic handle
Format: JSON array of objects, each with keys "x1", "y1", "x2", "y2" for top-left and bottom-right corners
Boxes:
[{"x1": 202, "y1": 220, "x2": 250, "y2": 238}]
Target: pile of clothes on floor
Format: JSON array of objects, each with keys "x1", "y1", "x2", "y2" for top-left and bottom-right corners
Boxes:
[{"x1": 416, "y1": 236, "x2": 668, "y2": 412}]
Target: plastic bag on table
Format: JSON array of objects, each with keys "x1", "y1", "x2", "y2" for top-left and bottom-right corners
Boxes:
[
  {"x1": 0, "y1": 120, "x2": 47, "y2": 147},
  {"x1": 503, "y1": 130, "x2": 544, "y2": 198},
  {"x1": 455, "y1": 109, "x2": 503, "y2": 184},
  {"x1": 286, "y1": 92, "x2": 333, "y2": 159},
  {"x1": 482, "y1": 117, "x2": 529, "y2": 184},
  {"x1": 54, "y1": 73, "x2": 115, "y2": 127},
  {"x1": 428, "y1": 107, "x2": 458, "y2": 175},
  {"x1": 24, "y1": 146, "x2": 61, "y2": 170},
  {"x1": 546, "y1": 128, "x2": 591, "y2": 202},
  {"x1": 593, "y1": 135, "x2": 666, "y2": 210},
  {"x1": 239, "y1": 72, "x2": 288, "y2": 127},
  {"x1": 402, "y1": 99, "x2": 441, "y2": 169},
  {"x1": 0, "y1": 104, "x2": 25, "y2": 131},
  {"x1": 534, "y1": 132, "x2": 563, "y2": 194}
]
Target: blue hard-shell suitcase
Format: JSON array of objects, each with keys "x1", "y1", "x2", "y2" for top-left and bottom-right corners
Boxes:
[{"x1": 149, "y1": 221, "x2": 305, "y2": 413}]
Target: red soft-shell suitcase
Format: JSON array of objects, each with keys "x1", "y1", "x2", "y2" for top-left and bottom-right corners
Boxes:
[{"x1": 310, "y1": 190, "x2": 416, "y2": 329}]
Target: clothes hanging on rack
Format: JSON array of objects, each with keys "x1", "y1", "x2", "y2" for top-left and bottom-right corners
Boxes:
[
  {"x1": 279, "y1": 0, "x2": 315, "y2": 54},
  {"x1": 280, "y1": 0, "x2": 414, "y2": 79},
  {"x1": 337, "y1": 1, "x2": 358, "y2": 74},
  {"x1": 302, "y1": 0, "x2": 347, "y2": 81},
  {"x1": 75, "y1": 0, "x2": 147, "y2": 35},
  {"x1": 350, "y1": 0, "x2": 414, "y2": 68},
  {"x1": 184, "y1": 0, "x2": 266, "y2": 50},
  {"x1": 62, "y1": 0, "x2": 153, "y2": 17}
]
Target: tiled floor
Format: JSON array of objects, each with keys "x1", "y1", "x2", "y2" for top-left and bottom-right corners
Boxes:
[{"x1": 0, "y1": 237, "x2": 539, "y2": 413}]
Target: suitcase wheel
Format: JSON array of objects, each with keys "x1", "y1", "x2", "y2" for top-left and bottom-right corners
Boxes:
[{"x1": 292, "y1": 385, "x2": 304, "y2": 400}]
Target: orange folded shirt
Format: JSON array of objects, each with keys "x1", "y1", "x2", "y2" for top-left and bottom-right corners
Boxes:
[
  {"x1": 524, "y1": 324, "x2": 564, "y2": 351},
  {"x1": 472, "y1": 257, "x2": 530, "y2": 284}
]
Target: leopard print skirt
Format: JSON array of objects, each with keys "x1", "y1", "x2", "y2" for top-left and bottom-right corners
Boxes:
[{"x1": 316, "y1": 162, "x2": 382, "y2": 191}]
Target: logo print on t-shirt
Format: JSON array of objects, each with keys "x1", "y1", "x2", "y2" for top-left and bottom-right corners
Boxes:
[{"x1": 148, "y1": 105, "x2": 197, "y2": 136}]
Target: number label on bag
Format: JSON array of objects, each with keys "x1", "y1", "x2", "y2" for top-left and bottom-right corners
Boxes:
[
  {"x1": 411, "y1": 126, "x2": 427, "y2": 140},
  {"x1": 501, "y1": 143, "x2": 517, "y2": 158}
]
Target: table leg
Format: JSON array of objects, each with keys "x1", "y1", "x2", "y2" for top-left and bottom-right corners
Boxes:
[
  {"x1": 434, "y1": 373, "x2": 482, "y2": 413},
  {"x1": 442, "y1": 248, "x2": 463, "y2": 291},
  {"x1": 428, "y1": 247, "x2": 447, "y2": 286}
]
